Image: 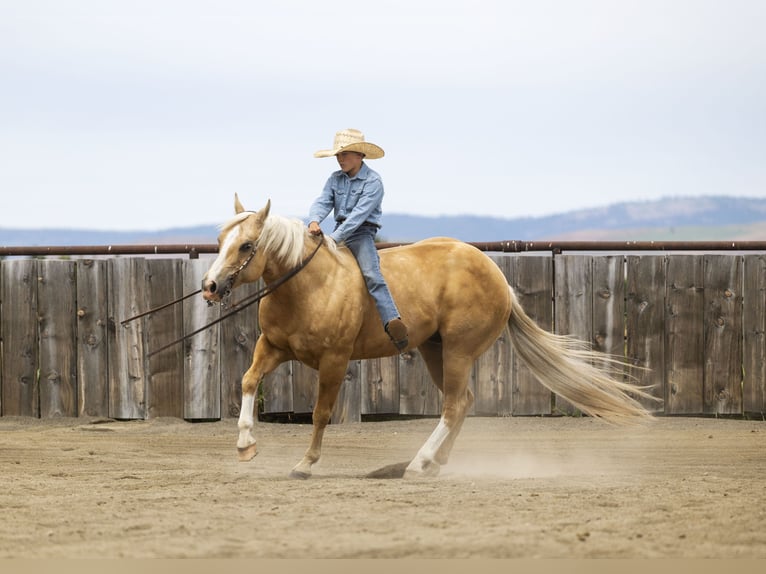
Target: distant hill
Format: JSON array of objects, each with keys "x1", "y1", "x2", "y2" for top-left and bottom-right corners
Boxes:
[
  {"x1": 1, "y1": 196, "x2": 765, "y2": 246},
  {"x1": 379, "y1": 196, "x2": 766, "y2": 243}
]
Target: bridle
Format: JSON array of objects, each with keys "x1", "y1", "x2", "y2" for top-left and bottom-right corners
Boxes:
[
  {"x1": 214, "y1": 240, "x2": 259, "y2": 303},
  {"x1": 121, "y1": 232, "x2": 324, "y2": 357}
]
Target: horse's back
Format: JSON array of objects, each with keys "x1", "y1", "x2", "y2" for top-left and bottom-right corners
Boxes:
[
  {"x1": 378, "y1": 236, "x2": 468, "y2": 253},
  {"x1": 380, "y1": 237, "x2": 508, "y2": 288},
  {"x1": 378, "y1": 236, "x2": 511, "y2": 352}
]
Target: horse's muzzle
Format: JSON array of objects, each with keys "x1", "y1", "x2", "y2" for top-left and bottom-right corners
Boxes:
[{"x1": 201, "y1": 278, "x2": 222, "y2": 302}]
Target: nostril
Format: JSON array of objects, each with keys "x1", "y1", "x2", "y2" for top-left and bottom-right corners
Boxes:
[{"x1": 202, "y1": 279, "x2": 217, "y2": 293}]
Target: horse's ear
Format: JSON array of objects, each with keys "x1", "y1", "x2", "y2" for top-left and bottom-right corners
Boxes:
[
  {"x1": 260, "y1": 199, "x2": 271, "y2": 219},
  {"x1": 234, "y1": 193, "x2": 245, "y2": 214}
]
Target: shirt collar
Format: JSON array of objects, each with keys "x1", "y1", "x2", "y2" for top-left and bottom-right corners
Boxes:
[{"x1": 341, "y1": 162, "x2": 369, "y2": 181}]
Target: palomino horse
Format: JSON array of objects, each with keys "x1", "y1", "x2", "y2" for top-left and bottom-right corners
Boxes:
[{"x1": 202, "y1": 196, "x2": 653, "y2": 479}]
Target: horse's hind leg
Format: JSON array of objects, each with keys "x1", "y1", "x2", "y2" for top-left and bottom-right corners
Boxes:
[
  {"x1": 418, "y1": 338, "x2": 445, "y2": 393},
  {"x1": 435, "y1": 386, "x2": 473, "y2": 464},
  {"x1": 418, "y1": 340, "x2": 476, "y2": 466},
  {"x1": 404, "y1": 353, "x2": 474, "y2": 478}
]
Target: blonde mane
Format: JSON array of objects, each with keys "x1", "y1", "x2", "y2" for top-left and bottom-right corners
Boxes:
[
  {"x1": 221, "y1": 211, "x2": 343, "y2": 267},
  {"x1": 259, "y1": 214, "x2": 310, "y2": 267}
]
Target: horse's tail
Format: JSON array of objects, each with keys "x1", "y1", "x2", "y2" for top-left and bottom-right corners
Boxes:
[{"x1": 507, "y1": 286, "x2": 658, "y2": 424}]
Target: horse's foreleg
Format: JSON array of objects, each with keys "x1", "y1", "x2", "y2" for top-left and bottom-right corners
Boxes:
[
  {"x1": 237, "y1": 390, "x2": 260, "y2": 462},
  {"x1": 290, "y1": 357, "x2": 348, "y2": 479},
  {"x1": 237, "y1": 336, "x2": 288, "y2": 462}
]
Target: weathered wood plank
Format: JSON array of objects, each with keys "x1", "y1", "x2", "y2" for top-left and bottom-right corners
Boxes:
[
  {"x1": 473, "y1": 330, "x2": 509, "y2": 416},
  {"x1": 219, "y1": 279, "x2": 260, "y2": 418},
  {"x1": 743, "y1": 254, "x2": 766, "y2": 415},
  {"x1": 76, "y1": 259, "x2": 109, "y2": 417},
  {"x1": 703, "y1": 255, "x2": 742, "y2": 415},
  {"x1": 473, "y1": 255, "x2": 512, "y2": 416},
  {"x1": 144, "y1": 259, "x2": 184, "y2": 419},
  {"x1": 361, "y1": 355, "x2": 399, "y2": 415},
  {"x1": 592, "y1": 255, "x2": 625, "y2": 358},
  {"x1": 291, "y1": 361, "x2": 318, "y2": 415},
  {"x1": 37, "y1": 260, "x2": 77, "y2": 418},
  {"x1": 399, "y1": 350, "x2": 441, "y2": 416},
  {"x1": 554, "y1": 255, "x2": 593, "y2": 416},
  {"x1": 665, "y1": 255, "x2": 704, "y2": 414},
  {"x1": 332, "y1": 359, "x2": 362, "y2": 423},
  {"x1": 1, "y1": 260, "x2": 39, "y2": 416},
  {"x1": 511, "y1": 255, "x2": 554, "y2": 416},
  {"x1": 182, "y1": 259, "x2": 220, "y2": 420},
  {"x1": 107, "y1": 258, "x2": 147, "y2": 419},
  {"x1": 261, "y1": 362, "x2": 293, "y2": 415},
  {"x1": 626, "y1": 256, "x2": 666, "y2": 410}
]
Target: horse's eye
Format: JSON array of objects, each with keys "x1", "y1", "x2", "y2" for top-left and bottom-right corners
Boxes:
[{"x1": 240, "y1": 242, "x2": 254, "y2": 252}]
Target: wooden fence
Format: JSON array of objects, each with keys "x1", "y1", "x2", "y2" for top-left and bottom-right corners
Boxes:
[{"x1": 1, "y1": 253, "x2": 764, "y2": 421}]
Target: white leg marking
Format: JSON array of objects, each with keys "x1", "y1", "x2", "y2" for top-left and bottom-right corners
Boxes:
[
  {"x1": 406, "y1": 417, "x2": 450, "y2": 475},
  {"x1": 237, "y1": 394, "x2": 256, "y2": 449}
]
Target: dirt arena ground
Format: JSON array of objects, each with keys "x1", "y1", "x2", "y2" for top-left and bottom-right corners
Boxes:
[{"x1": 1, "y1": 414, "x2": 764, "y2": 559}]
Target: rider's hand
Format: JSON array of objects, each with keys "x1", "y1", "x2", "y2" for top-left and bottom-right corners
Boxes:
[{"x1": 308, "y1": 221, "x2": 322, "y2": 236}]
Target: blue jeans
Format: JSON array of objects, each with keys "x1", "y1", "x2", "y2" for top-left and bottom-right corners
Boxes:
[{"x1": 341, "y1": 224, "x2": 401, "y2": 326}]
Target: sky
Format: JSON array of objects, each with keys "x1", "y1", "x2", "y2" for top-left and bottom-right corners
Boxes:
[{"x1": 1, "y1": 0, "x2": 765, "y2": 231}]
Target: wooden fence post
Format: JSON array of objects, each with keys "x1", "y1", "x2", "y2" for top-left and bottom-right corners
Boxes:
[
  {"x1": 76, "y1": 259, "x2": 109, "y2": 417},
  {"x1": 511, "y1": 255, "x2": 554, "y2": 416},
  {"x1": 703, "y1": 255, "x2": 743, "y2": 415},
  {"x1": 144, "y1": 259, "x2": 184, "y2": 419},
  {"x1": 107, "y1": 258, "x2": 147, "y2": 419},
  {"x1": 626, "y1": 255, "x2": 666, "y2": 410},
  {"x1": 554, "y1": 254, "x2": 593, "y2": 416},
  {"x1": 665, "y1": 255, "x2": 705, "y2": 414},
  {"x1": 182, "y1": 259, "x2": 220, "y2": 420},
  {"x1": 743, "y1": 254, "x2": 766, "y2": 415},
  {"x1": 1, "y1": 260, "x2": 39, "y2": 417},
  {"x1": 38, "y1": 260, "x2": 78, "y2": 417}
]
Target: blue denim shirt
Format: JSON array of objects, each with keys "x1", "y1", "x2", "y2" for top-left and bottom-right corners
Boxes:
[{"x1": 308, "y1": 162, "x2": 384, "y2": 244}]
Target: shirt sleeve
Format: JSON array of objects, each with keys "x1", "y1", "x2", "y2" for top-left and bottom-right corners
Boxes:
[
  {"x1": 307, "y1": 176, "x2": 336, "y2": 225},
  {"x1": 330, "y1": 176, "x2": 384, "y2": 243}
]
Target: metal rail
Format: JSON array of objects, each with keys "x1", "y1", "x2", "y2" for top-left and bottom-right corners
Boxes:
[
  {"x1": 3, "y1": 239, "x2": 766, "y2": 258},
  {"x1": 378, "y1": 240, "x2": 766, "y2": 253},
  {"x1": 0, "y1": 244, "x2": 218, "y2": 258}
]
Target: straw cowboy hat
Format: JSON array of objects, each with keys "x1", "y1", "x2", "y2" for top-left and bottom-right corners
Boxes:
[{"x1": 314, "y1": 128, "x2": 385, "y2": 159}]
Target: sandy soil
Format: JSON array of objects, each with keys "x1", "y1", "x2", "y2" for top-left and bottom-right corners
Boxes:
[{"x1": 1, "y1": 414, "x2": 764, "y2": 558}]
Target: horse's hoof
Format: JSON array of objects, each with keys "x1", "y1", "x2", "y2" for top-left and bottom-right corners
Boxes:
[
  {"x1": 403, "y1": 460, "x2": 441, "y2": 479},
  {"x1": 289, "y1": 469, "x2": 311, "y2": 480},
  {"x1": 237, "y1": 443, "x2": 258, "y2": 462}
]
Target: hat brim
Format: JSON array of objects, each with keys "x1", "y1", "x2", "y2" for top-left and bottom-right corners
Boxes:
[{"x1": 314, "y1": 141, "x2": 385, "y2": 159}]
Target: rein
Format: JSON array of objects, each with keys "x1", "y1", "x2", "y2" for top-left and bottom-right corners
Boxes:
[{"x1": 121, "y1": 233, "x2": 324, "y2": 357}]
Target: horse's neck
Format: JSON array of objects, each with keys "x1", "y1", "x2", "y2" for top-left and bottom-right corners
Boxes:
[{"x1": 262, "y1": 240, "x2": 353, "y2": 292}]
